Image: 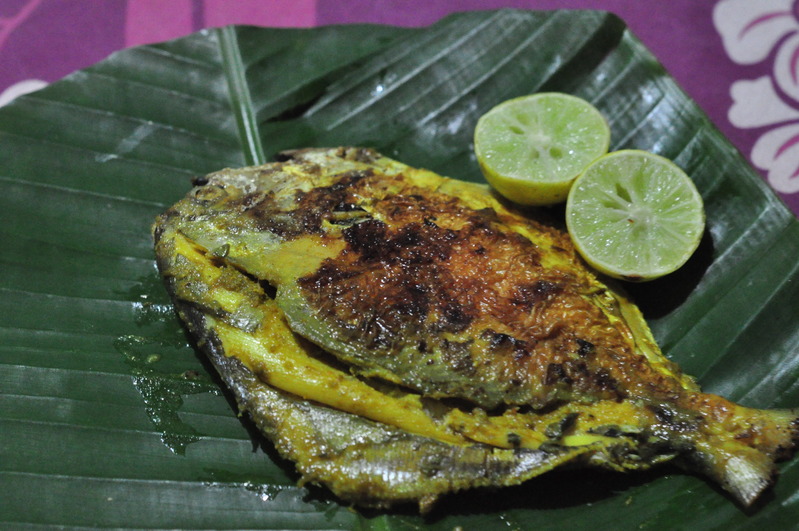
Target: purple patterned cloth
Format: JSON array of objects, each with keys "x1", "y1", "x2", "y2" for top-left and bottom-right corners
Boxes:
[{"x1": 2, "y1": 0, "x2": 797, "y2": 216}]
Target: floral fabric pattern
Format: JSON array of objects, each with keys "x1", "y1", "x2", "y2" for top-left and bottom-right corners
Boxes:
[
  {"x1": 715, "y1": 0, "x2": 799, "y2": 194},
  {"x1": 0, "y1": 0, "x2": 46, "y2": 105}
]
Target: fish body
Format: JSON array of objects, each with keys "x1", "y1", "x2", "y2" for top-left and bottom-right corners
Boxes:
[{"x1": 153, "y1": 147, "x2": 798, "y2": 510}]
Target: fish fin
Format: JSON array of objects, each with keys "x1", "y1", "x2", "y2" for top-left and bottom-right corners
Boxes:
[{"x1": 690, "y1": 407, "x2": 799, "y2": 506}]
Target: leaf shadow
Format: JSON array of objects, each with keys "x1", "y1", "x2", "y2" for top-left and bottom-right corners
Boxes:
[
  {"x1": 348, "y1": 465, "x2": 693, "y2": 524},
  {"x1": 428, "y1": 468, "x2": 660, "y2": 516},
  {"x1": 621, "y1": 228, "x2": 716, "y2": 319}
]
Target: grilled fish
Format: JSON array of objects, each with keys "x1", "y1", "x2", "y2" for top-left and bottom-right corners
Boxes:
[{"x1": 153, "y1": 147, "x2": 798, "y2": 511}]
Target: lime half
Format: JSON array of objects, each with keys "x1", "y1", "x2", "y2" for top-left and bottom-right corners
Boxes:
[
  {"x1": 474, "y1": 92, "x2": 610, "y2": 206},
  {"x1": 566, "y1": 150, "x2": 705, "y2": 281}
]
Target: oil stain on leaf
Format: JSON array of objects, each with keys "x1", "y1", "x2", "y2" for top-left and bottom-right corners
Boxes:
[
  {"x1": 114, "y1": 334, "x2": 221, "y2": 454},
  {"x1": 114, "y1": 268, "x2": 222, "y2": 454}
]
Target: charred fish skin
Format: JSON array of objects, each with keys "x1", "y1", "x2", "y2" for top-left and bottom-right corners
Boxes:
[{"x1": 153, "y1": 147, "x2": 799, "y2": 509}]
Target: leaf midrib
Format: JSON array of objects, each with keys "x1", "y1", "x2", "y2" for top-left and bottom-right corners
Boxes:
[{"x1": 216, "y1": 26, "x2": 266, "y2": 166}]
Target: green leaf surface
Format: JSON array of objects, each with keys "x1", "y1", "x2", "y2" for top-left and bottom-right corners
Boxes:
[{"x1": 1, "y1": 9, "x2": 798, "y2": 529}]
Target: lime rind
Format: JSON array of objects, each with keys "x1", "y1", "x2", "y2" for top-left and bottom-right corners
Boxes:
[
  {"x1": 566, "y1": 150, "x2": 705, "y2": 281},
  {"x1": 474, "y1": 92, "x2": 610, "y2": 206}
]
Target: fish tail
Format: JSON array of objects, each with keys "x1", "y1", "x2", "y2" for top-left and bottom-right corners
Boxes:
[{"x1": 686, "y1": 404, "x2": 799, "y2": 506}]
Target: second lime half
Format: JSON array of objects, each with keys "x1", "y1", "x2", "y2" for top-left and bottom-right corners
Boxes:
[{"x1": 565, "y1": 150, "x2": 705, "y2": 281}]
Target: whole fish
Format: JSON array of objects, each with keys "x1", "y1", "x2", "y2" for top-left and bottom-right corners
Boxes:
[{"x1": 153, "y1": 147, "x2": 798, "y2": 511}]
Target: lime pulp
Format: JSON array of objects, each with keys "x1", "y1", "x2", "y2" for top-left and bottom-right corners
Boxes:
[
  {"x1": 474, "y1": 92, "x2": 610, "y2": 206},
  {"x1": 565, "y1": 150, "x2": 705, "y2": 281}
]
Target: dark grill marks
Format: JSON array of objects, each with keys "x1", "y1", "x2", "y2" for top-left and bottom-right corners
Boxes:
[
  {"x1": 546, "y1": 363, "x2": 573, "y2": 386},
  {"x1": 646, "y1": 404, "x2": 700, "y2": 432},
  {"x1": 301, "y1": 263, "x2": 360, "y2": 295},
  {"x1": 511, "y1": 280, "x2": 562, "y2": 309},
  {"x1": 440, "y1": 301, "x2": 471, "y2": 332},
  {"x1": 576, "y1": 338, "x2": 595, "y2": 357},
  {"x1": 593, "y1": 368, "x2": 618, "y2": 392},
  {"x1": 483, "y1": 330, "x2": 530, "y2": 361},
  {"x1": 343, "y1": 219, "x2": 389, "y2": 260},
  {"x1": 543, "y1": 358, "x2": 622, "y2": 401}
]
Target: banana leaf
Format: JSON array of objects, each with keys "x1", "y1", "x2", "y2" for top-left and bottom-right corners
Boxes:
[{"x1": 2, "y1": 9, "x2": 798, "y2": 529}]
